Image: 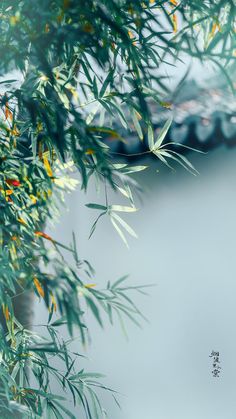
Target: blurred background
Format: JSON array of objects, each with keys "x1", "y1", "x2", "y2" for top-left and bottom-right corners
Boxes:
[{"x1": 34, "y1": 59, "x2": 236, "y2": 419}]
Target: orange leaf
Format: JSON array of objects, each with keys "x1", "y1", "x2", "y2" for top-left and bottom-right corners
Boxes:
[
  {"x1": 7, "y1": 125, "x2": 20, "y2": 138},
  {"x1": 85, "y1": 149, "x2": 94, "y2": 155},
  {"x1": 210, "y1": 22, "x2": 221, "y2": 37},
  {"x1": 0, "y1": 188, "x2": 13, "y2": 196},
  {"x1": 171, "y1": 14, "x2": 177, "y2": 33},
  {"x1": 82, "y1": 23, "x2": 94, "y2": 33},
  {"x1": 2, "y1": 304, "x2": 10, "y2": 321},
  {"x1": 128, "y1": 30, "x2": 135, "y2": 39},
  {"x1": 35, "y1": 231, "x2": 53, "y2": 241},
  {"x1": 128, "y1": 30, "x2": 137, "y2": 44},
  {"x1": 5, "y1": 103, "x2": 13, "y2": 121},
  {"x1": 38, "y1": 141, "x2": 43, "y2": 159},
  {"x1": 5, "y1": 189, "x2": 13, "y2": 195},
  {"x1": 63, "y1": 0, "x2": 70, "y2": 8},
  {"x1": 33, "y1": 277, "x2": 45, "y2": 299}
]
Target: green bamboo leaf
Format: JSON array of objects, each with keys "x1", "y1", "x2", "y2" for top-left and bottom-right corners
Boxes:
[
  {"x1": 153, "y1": 149, "x2": 174, "y2": 171},
  {"x1": 86, "y1": 203, "x2": 107, "y2": 210},
  {"x1": 88, "y1": 211, "x2": 107, "y2": 239},
  {"x1": 148, "y1": 124, "x2": 154, "y2": 150},
  {"x1": 111, "y1": 213, "x2": 138, "y2": 238},
  {"x1": 111, "y1": 275, "x2": 129, "y2": 290},
  {"x1": 100, "y1": 69, "x2": 114, "y2": 98},
  {"x1": 54, "y1": 401, "x2": 77, "y2": 419},
  {"x1": 85, "y1": 296, "x2": 103, "y2": 328},
  {"x1": 152, "y1": 117, "x2": 173, "y2": 151},
  {"x1": 117, "y1": 165, "x2": 147, "y2": 174},
  {"x1": 86, "y1": 103, "x2": 101, "y2": 125},
  {"x1": 160, "y1": 150, "x2": 198, "y2": 175},
  {"x1": 117, "y1": 185, "x2": 134, "y2": 204},
  {"x1": 110, "y1": 216, "x2": 129, "y2": 248},
  {"x1": 93, "y1": 76, "x2": 99, "y2": 99},
  {"x1": 131, "y1": 109, "x2": 143, "y2": 140},
  {"x1": 109, "y1": 205, "x2": 137, "y2": 213}
]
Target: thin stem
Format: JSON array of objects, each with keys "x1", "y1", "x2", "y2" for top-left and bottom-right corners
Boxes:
[
  {"x1": 110, "y1": 150, "x2": 151, "y2": 157},
  {"x1": 104, "y1": 180, "x2": 108, "y2": 207}
]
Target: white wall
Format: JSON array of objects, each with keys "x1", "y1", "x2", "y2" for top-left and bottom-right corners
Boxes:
[{"x1": 35, "y1": 145, "x2": 236, "y2": 419}]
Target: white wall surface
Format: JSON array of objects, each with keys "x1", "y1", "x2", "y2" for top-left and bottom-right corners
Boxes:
[{"x1": 35, "y1": 145, "x2": 236, "y2": 419}]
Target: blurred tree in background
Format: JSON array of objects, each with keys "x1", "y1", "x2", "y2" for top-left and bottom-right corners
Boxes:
[{"x1": 0, "y1": 0, "x2": 235, "y2": 417}]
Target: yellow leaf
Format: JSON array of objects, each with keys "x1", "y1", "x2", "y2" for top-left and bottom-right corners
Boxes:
[
  {"x1": 36, "y1": 122, "x2": 43, "y2": 133},
  {"x1": 50, "y1": 292, "x2": 57, "y2": 312},
  {"x1": 30, "y1": 194, "x2": 37, "y2": 204},
  {"x1": 84, "y1": 283, "x2": 96, "y2": 289},
  {"x1": 39, "y1": 74, "x2": 49, "y2": 82},
  {"x1": 68, "y1": 86, "x2": 78, "y2": 100},
  {"x1": 160, "y1": 101, "x2": 172, "y2": 109},
  {"x1": 10, "y1": 243, "x2": 17, "y2": 259},
  {"x1": 171, "y1": 14, "x2": 177, "y2": 32},
  {"x1": 9, "y1": 14, "x2": 20, "y2": 26},
  {"x1": 43, "y1": 156, "x2": 53, "y2": 178},
  {"x1": 0, "y1": 188, "x2": 13, "y2": 196},
  {"x1": 85, "y1": 149, "x2": 94, "y2": 155},
  {"x1": 210, "y1": 22, "x2": 221, "y2": 37},
  {"x1": 33, "y1": 277, "x2": 45, "y2": 299},
  {"x1": 135, "y1": 110, "x2": 142, "y2": 121},
  {"x1": 18, "y1": 217, "x2": 27, "y2": 226}
]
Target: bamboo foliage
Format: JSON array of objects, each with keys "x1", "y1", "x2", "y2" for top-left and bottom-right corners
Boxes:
[{"x1": 0, "y1": 0, "x2": 234, "y2": 417}]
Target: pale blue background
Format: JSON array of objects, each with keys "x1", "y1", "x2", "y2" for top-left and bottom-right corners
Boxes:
[{"x1": 35, "y1": 145, "x2": 236, "y2": 419}]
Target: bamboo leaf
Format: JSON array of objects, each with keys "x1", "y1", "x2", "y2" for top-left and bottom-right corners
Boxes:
[
  {"x1": 110, "y1": 217, "x2": 129, "y2": 248},
  {"x1": 111, "y1": 213, "x2": 138, "y2": 239},
  {"x1": 152, "y1": 117, "x2": 173, "y2": 151},
  {"x1": 109, "y1": 205, "x2": 137, "y2": 213},
  {"x1": 131, "y1": 110, "x2": 143, "y2": 140}
]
